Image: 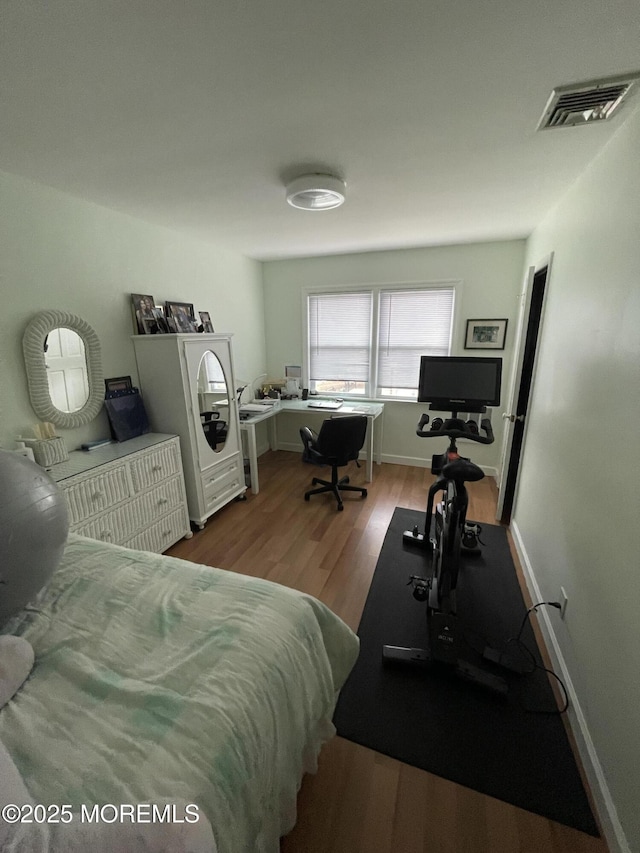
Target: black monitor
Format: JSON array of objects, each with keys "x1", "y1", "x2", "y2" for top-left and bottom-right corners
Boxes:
[{"x1": 418, "y1": 356, "x2": 502, "y2": 411}]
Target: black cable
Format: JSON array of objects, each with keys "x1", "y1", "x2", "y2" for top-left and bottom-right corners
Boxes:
[{"x1": 508, "y1": 601, "x2": 569, "y2": 715}]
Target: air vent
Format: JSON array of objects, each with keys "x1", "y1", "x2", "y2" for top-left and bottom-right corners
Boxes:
[{"x1": 537, "y1": 73, "x2": 640, "y2": 130}]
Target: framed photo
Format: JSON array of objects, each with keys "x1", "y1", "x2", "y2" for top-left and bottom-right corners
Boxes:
[
  {"x1": 131, "y1": 293, "x2": 157, "y2": 334},
  {"x1": 464, "y1": 318, "x2": 508, "y2": 350},
  {"x1": 165, "y1": 301, "x2": 198, "y2": 333},
  {"x1": 104, "y1": 375, "x2": 133, "y2": 394},
  {"x1": 199, "y1": 311, "x2": 214, "y2": 333}
]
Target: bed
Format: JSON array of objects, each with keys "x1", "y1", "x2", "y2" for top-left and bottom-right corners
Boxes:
[{"x1": 0, "y1": 533, "x2": 359, "y2": 852}]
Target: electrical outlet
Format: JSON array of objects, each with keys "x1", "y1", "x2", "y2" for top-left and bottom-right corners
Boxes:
[{"x1": 560, "y1": 587, "x2": 568, "y2": 619}]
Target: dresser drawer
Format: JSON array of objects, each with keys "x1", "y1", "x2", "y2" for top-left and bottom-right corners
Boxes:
[
  {"x1": 129, "y1": 441, "x2": 180, "y2": 492},
  {"x1": 201, "y1": 459, "x2": 241, "y2": 500},
  {"x1": 124, "y1": 508, "x2": 189, "y2": 554},
  {"x1": 73, "y1": 501, "x2": 137, "y2": 544},
  {"x1": 201, "y1": 461, "x2": 243, "y2": 515},
  {"x1": 61, "y1": 466, "x2": 132, "y2": 525}
]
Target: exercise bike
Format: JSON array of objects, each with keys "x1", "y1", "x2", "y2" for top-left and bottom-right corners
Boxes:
[{"x1": 383, "y1": 409, "x2": 508, "y2": 695}]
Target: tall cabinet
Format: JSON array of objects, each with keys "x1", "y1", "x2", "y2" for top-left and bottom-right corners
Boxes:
[{"x1": 132, "y1": 333, "x2": 246, "y2": 529}]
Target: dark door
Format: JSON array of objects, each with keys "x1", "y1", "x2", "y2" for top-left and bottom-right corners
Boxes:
[{"x1": 499, "y1": 265, "x2": 548, "y2": 523}]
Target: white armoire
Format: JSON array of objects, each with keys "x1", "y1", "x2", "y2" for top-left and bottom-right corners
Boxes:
[{"x1": 132, "y1": 333, "x2": 246, "y2": 528}]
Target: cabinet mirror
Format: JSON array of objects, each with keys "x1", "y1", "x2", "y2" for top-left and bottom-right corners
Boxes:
[
  {"x1": 23, "y1": 310, "x2": 104, "y2": 429},
  {"x1": 197, "y1": 350, "x2": 229, "y2": 453}
]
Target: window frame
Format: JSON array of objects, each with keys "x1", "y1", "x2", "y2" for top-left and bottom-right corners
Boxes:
[{"x1": 302, "y1": 280, "x2": 462, "y2": 402}]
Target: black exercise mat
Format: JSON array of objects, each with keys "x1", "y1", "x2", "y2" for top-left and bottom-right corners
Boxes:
[{"x1": 333, "y1": 507, "x2": 598, "y2": 836}]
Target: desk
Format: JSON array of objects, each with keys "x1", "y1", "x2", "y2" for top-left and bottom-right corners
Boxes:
[{"x1": 238, "y1": 400, "x2": 384, "y2": 495}]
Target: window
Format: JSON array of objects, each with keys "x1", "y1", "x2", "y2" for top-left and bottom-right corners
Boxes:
[
  {"x1": 308, "y1": 291, "x2": 373, "y2": 396},
  {"x1": 377, "y1": 288, "x2": 455, "y2": 398},
  {"x1": 306, "y1": 284, "x2": 455, "y2": 399}
]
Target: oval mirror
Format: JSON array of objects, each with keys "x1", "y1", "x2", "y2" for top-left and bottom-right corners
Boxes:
[
  {"x1": 23, "y1": 310, "x2": 104, "y2": 429},
  {"x1": 197, "y1": 350, "x2": 229, "y2": 453}
]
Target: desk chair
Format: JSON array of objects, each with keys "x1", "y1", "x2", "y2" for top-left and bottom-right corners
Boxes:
[
  {"x1": 201, "y1": 411, "x2": 228, "y2": 451},
  {"x1": 299, "y1": 415, "x2": 368, "y2": 511}
]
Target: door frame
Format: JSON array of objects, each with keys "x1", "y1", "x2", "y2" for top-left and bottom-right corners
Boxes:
[{"x1": 496, "y1": 253, "x2": 553, "y2": 522}]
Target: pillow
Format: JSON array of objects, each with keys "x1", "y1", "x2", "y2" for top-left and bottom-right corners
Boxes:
[{"x1": 0, "y1": 635, "x2": 34, "y2": 709}]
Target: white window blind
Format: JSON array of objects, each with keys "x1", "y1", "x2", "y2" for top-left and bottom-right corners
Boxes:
[
  {"x1": 308, "y1": 291, "x2": 373, "y2": 387},
  {"x1": 377, "y1": 288, "x2": 454, "y2": 396}
]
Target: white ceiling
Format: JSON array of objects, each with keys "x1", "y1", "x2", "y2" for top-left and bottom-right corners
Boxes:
[{"x1": 1, "y1": 0, "x2": 639, "y2": 261}]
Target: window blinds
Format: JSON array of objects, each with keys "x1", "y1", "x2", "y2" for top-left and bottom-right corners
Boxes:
[
  {"x1": 308, "y1": 292, "x2": 373, "y2": 384},
  {"x1": 377, "y1": 288, "x2": 454, "y2": 394}
]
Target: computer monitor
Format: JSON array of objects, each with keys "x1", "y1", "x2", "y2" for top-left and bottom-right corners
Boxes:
[{"x1": 418, "y1": 356, "x2": 502, "y2": 411}]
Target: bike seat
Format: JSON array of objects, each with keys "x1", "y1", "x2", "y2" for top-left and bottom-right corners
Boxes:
[{"x1": 441, "y1": 458, "x2": 485, "y2": 483}]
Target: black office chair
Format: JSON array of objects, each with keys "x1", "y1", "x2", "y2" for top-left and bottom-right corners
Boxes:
[
  {"x1": 299, "y1": 415, "x2": 368, "y2": 511},
  {"x1": 201, "y1": 412, "x2": 228, "y2": 451}
]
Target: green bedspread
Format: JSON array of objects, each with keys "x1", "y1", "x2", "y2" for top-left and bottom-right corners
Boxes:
[{"x1": 0, "y1": 534, "x2": 359, "y2": 852}]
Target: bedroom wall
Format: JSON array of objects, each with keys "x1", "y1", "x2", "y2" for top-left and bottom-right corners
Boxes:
[
  {"x1": 0, "y1": 170, "x2": 266, "y2": 453},
  {"x1": 262, "y1": 240, "x2": 525, "y2": 471},
  {"x1": 513, "y1": 105, "x2": 640, "y2": 852}
]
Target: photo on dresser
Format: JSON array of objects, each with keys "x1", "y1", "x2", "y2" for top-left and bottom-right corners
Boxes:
[
  {"x1": 131, "y1": 293, "x2": 156, "y2": 334},
  {"x1": 199, "y1": 311, "x2": 214, "y2": 333},
  {"x1": 165, "y1": 301, "x2": 198, "y2": 333}
]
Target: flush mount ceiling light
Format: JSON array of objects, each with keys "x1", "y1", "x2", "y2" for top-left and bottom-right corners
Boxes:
[{"x1": 285, "y1": 174, "x2": 346, "y2": 210}]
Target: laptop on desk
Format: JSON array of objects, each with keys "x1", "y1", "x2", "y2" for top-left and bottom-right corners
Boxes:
[{"x1": 307, "y1": 399, "x2": 343, "y2": 410}]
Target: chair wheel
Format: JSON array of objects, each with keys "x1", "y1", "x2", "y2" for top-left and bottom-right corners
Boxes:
[
  {"x1": 343, "y1": 476, "x2": 350, "y2": 484},
  {"x1": 338, "y1": 504, "x2": 344, "y2": 511},
  {"x1": 361, "y1": 489, "x2": 367, "y2": 497},
  {"x1": 312, "y1": 478, "x2": 319, "y2": 485},
  {"x1": 304, "y1": 494, "x2": 310, "y2": 501}
]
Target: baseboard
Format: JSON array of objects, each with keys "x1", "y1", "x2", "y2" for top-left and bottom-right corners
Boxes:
[
  {"x1": 273, "y1": 443, "x2": 498, "y2": 477},
  {"x1": 510, "y1": 520, "x2": 629, "y2": 853}
]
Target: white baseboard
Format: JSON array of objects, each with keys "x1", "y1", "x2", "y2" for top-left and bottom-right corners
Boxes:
[
  {"x1": 510, "y1": 520, "x2": 629, "y2": 853},
  {"x1": 272, "y1": 444, "x2": 498, "y2": 477}
]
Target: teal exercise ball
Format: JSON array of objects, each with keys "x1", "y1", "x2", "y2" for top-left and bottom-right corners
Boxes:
[{"x1": 0, "y1": 450, "x2": 69, "y2": 627}]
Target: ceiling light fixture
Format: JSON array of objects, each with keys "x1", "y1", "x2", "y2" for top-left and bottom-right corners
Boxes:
[{"x1": 285, "y1": 173, "x2": 346, "y2": 211}]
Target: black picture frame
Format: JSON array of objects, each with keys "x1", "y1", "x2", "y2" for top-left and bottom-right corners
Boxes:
[
  {"x1": 199, "y1": 311, "x2": 215, "y2": 333},
  {"x1": 165, "y1": 301, "x2": 198, "y2": 333},
  {"x1": 464, "y1": 318, "x2": 508, "y2": 350},
  {"x1": 104, "y1": 375, "x2": 133, "y2": 394},
  {"x1": 131, "y1": 293, "x2": 156, "y2": 334}
]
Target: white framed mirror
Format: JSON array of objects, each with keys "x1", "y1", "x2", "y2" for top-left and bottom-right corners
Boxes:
[{"x1": 23, "y1": 310, "x2": 104, "y2": 429}]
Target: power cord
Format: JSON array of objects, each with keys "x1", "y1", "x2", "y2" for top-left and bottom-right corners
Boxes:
[{"x1": 505, "y1": 601, "x2": 569, "y2": 715}]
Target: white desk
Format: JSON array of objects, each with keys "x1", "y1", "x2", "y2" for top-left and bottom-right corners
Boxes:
[{"x1": 238, "y1": 400, "x2": 384, "y2": 495}]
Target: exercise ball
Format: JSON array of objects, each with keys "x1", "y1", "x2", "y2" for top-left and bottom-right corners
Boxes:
[{"x1": 0, "y1": 450, "x2": 69, "y2": 628}]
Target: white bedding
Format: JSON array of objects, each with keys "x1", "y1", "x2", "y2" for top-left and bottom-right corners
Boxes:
[{"x1": 0, "y1": 534, "x2": 359, "y2": 852}]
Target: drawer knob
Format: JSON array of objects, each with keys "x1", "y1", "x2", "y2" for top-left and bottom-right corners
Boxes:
[
  {"x1": 152, "y1": 465, "x2": 162, "y2": 472},
  {"x1": 91, "y1": 492, "x2": 104, "y2": 501},
  {"x1": 158, "y1": 497, "x2": 168, "y2": 505}
]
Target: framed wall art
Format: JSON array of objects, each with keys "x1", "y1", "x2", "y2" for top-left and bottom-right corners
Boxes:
[{"x1": 464, "y1": 318, "x2": 508, "y2": 350}]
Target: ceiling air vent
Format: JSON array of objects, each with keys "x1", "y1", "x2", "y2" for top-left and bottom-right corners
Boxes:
[{"x1": 537, "y1": 73, "x2": 640, "y2": 130}]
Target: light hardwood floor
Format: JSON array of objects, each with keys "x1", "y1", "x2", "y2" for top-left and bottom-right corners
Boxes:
[{"x1": 168, "y1": 450, "x2": 608, "y2": 853}]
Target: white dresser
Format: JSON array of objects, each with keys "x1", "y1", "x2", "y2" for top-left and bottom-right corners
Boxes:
[
  {"x1": 48, "y1": 433, "x2": 192, "y2": 553},
  {"x1": 132, "y1": 334, "x2": 247, "y2": 529}
]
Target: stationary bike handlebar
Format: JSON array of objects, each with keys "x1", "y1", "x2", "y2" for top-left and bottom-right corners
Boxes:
[{"x1": 416, "y1": 413, "x2": 495, "y2": 444}]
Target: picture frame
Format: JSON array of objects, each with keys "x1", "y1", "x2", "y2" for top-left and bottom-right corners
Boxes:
[
  {"x1": 148, "y1": 306, "x2": 170, "y2": 335},
  {"x1": 165, "y1": 301, "x2": 198, "y2": 333},
  {"x1": 104, "y1": 375, "x2": 133, "y2": 395},
  {"x1": 199, "y1": 311, "x2": 215, "y2": 333},
  {"x1": 131, "y1": 293, "x2": 157, "y2": 334},
  {"x1": 464, "y1": 318, "x2": 508, "y2": 350}
]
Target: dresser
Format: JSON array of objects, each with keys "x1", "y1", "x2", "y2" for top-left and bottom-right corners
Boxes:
[
  {"x1": 132, "y1": 334, "x2": 247, "y2": 529},
  {"x1": 48, "y1": 433, "x2": 192, "y2": 553}
]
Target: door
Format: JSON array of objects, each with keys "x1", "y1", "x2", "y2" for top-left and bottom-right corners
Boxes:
[{"x1": 496, "y1": 257, "x2": 551, "y2": 523}]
